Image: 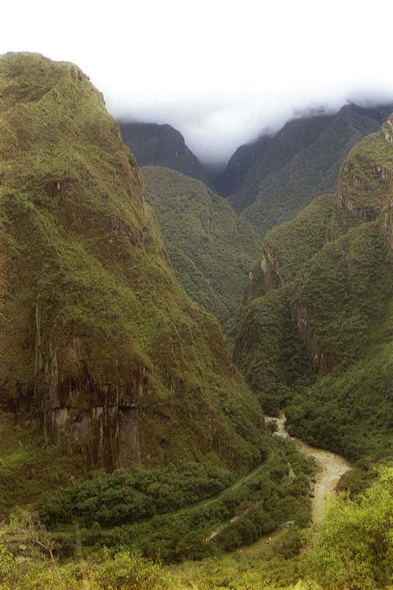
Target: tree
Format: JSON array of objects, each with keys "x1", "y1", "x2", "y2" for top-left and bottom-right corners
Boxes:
[{"x1": 306, "y1": 467, "x2": 393, "y2": 589}]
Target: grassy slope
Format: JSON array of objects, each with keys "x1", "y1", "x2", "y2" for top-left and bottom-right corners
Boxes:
[
  {"x1": 240, "y1": 105, "x2": 390, "y2": 237},
  {"x1": 0, "y1": 52, "x2": 266, "y2": 473},
  {"x1": 142, "y1": 166, "x2": 260, "y2": 330}
]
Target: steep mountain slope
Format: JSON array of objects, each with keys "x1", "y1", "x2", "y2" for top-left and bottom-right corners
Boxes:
[
  {"x1": 120, "y1": 121, "x2": 213, "y2": 187},
  {"x1": 215, "y1": 112, "x2": 334, "y2": 200},
  {"x1": 217, "y1": 104, "x2": 392, "y2": 238},
  {"x1": 241, "y1": 104, "x2": 393, "y2": 236},
  {"x1": 142, "y1": 166, "x2": 260, "y2": 329},
  {"x1": 0, "y1": 52, "x2": 267, "y2": 473},
  {"x1": 234, "y1": 117, "x2": 393, "y2": 458}
]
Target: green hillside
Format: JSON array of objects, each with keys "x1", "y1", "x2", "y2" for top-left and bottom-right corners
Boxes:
[
  {"x1": 120, "y1": 121, "x2": 213, "y2": 187},
  {"x1": 0, "y1": 52, "x2": 267, "y2": 475},
  {"x1": 214, "y1": 112, "x2": 334, "y2": 199},
  {"x1": 219, "y1": 104, "x2": 392, "y2": 238},
  {"x1": 142, "y1": 166, "x2": 260, "y2": 330},
  {"x1": 234, "y1": 118, "x2": 393, "y2": 458}
]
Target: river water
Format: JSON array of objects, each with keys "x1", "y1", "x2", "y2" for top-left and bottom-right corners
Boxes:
[{"x1": 267, "y1": 415, "x2": 351, "y2": 523}]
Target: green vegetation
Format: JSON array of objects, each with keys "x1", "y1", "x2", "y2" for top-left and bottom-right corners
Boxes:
[
  {"x1": 120, "y1": 121, "x2": 213, "y2": 187},
  {"x1": 304, "y1": 467, "x2": 393, "y2": 589},
  {"x1": 337, "y1": 130, "x2": 393, "y2": 213},
  {"x1": 234, "y1": 286, "x2": 315, "y2": 413},
  {"x1": 233, "y1": 104, "x2": 392, "y2": 237},
  {"x1": 7, "y1": 468, "x2": 393, "y2": 589},
  {"x1": 0, "y1": 540, "x2": 181, "y2": 589},
  {"x1": 4, "y1": 52, "x2": 393, "y2": 590},
  {"x1": 0, "y1": 413, "x2": 85, "y2": 517},
  {"x1": 0, "y1": 52, "x2": 267, "y2": 473},
  {"x1": 142, "y1": 166, "x2": 260, "y2": 329},
  {"x1": 262, "y1": 194, "x2": 334, "y2": 284},
  {"x1": 216, "y1": 112, "x2": 336, "y2": 201},
  {"x1": 42, "y1": 436, "x2": 312, "y2": 562},
  {"x1": 234, "y1": 115, "x2": 393, "y2": 467},
  {"x1": 172, "y1": 467, "x2": 393, "y2": 589},
  {"x1": 173, "y1": 542, "x2": 308, "y2": 589},
  {"x1": 0, "y1": 413, "x2": 314, "y2": 569},
  {"x1": 40, "y1": 463, "x2": 237, "y2": 527},
  {"x1": 286, "y1": 335, "x2": 393, "y2": 460},
  {"x1": 292, "y1": 222, "x2": 393, "y2": 366}
]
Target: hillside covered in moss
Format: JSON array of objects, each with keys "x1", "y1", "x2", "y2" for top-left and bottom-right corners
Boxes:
[
  {"x1": 217, "y1": 103, "x2": 392, "y2": 237},
  {"x1": 234, "y1": 117, "x2": 393, "y2": 459},
  {"x1": 142, "y1": 166, "x2": 260, "y2": 329},
  {"x1": 0, "y1": 52, "x2": 269, "y2": 474}
]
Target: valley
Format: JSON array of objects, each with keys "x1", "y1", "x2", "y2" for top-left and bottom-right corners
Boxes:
[
  {"x1": 267, "y1": 415, "x2": 351, "y2": 523},
  {"x1": 1, "y1": 51, "x2": 393, "y2": 590}
]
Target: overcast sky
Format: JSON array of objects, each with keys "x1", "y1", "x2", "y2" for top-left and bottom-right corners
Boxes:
[{"x1": 2, "y1": 0, "x2": 393, "y2": 167}]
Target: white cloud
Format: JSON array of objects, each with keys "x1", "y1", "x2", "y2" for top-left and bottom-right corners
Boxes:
[{"x1": 2, "y1": 0, "x2": 393, "y2": 165}]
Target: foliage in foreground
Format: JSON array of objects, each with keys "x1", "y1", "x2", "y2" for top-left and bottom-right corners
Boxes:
[
  {"x1": 305, "y1": 467, "x2": 393, "y2": 589},
  {"x1": 174, "y1": 467, "x2": 393, "y2": 589},
  {"x1": 46, "y1": 438, "x2": 313, "y2": 562},
  {"x1": 0, "y1": 544, "x2": 181, "y2": 590},
  {"x1": 5, "y1": 468, "x2": 393, "y2": 589}
]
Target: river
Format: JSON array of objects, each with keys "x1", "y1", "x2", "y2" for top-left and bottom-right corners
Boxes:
[{"x1": 267, "y1": 415, "x2": 351, "y2": 523}]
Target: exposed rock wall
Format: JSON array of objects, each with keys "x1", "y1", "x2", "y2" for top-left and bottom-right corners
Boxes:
[{"x1": 292, "y1": 305, "x2": 333, "y2": 373}]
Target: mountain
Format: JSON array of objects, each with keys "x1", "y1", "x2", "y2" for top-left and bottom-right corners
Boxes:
[
  {"x1": 214, "y1": 112, "x2": 335, "y2": 199},
  {"x1": 0, "y1": 52, "x2": 267, "y2": 474},
  {"x1": 216, "y1": 104, "x2": 393, "y2": 238},
  {"x1": 234, "y1": 114, "x2": 393, "y2": 460},
  {"x1": 120, "y1": 121, "x2": 213, "y2": 187},
  {"x1": 141, "y1": 166, "x2": 260, "y2": 330}
]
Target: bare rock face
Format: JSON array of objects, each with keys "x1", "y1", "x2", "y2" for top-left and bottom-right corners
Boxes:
[
  {"x1": 0, "y1": 53, "x2": 266, "y2": 473},
  {"x1": 292, "y1": 306, "x2": 333, "y2": 374}
]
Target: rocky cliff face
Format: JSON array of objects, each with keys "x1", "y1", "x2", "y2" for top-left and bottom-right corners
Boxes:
[{"x1": 0, "y1": 53, "x2": 266, "y2": 473}]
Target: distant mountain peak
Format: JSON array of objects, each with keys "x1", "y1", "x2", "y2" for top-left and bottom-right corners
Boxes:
[{"x1": 119, "y1": 120, "x2": 213, "y2": 188}]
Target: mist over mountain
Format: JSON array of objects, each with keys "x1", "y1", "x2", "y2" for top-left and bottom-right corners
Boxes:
[
  {"x1": 216, "y1": 102, "x2": 393, "y2": 237},
  {"x1": 3, "y1": 13, "x2": 393, "y2": 583},
  {"x1": 114, "y1": 93, "x2": 393, "y2": 169}
]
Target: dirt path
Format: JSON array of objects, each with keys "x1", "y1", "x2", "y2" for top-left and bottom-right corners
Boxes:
[{"x1": 267, "y1": 415, "x2": 351, "y2": 523}]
